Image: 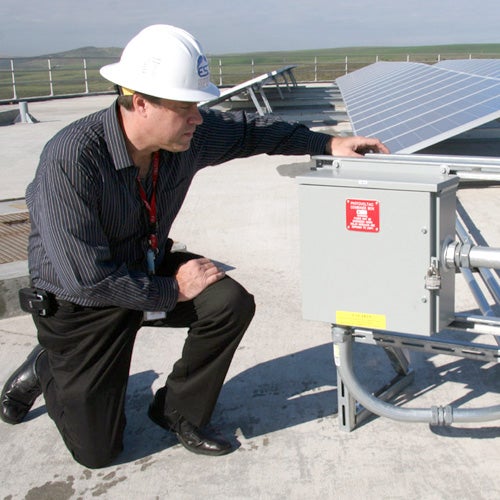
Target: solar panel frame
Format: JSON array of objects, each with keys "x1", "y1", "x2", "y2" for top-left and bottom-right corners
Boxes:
[{"x1": 336, "y1": 61, "x2": 500, "y2": 154}]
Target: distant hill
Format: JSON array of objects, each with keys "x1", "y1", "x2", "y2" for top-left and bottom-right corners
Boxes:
[
  {"x1": 7, "y1": 43, "x2": 500, "y2": 60},
  {"x1": 37, "y1": 46, "x2": 123, "y2": 59}
]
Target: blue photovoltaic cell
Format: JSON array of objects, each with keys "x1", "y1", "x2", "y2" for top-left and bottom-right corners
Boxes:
[
  {"x1": 435, "y1": 59, "x2": 500, "y2": 79},
  {"x1": 336, "y1": 61, "x2": 500, "y2": 154}
]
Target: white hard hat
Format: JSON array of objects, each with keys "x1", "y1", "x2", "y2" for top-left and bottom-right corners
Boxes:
[{"x1": 100, "y1": 24, "x2": 220, "y2": 102}]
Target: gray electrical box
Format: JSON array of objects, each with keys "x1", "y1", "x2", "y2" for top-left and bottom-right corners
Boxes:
[{"x1": 298, "y1": 157, "x2": 459, "y2": 336}]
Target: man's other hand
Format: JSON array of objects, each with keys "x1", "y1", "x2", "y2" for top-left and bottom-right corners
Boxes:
[{"x1": 175, "y1": 258, "x2": 226, "y2": 301}]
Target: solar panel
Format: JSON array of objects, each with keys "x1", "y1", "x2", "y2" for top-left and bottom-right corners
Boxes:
[
  {"x1": 336, "y1": 61, "x2": 500, "y2": 154},
  {"x1": 435, "y1": 59, "x2": 500, "y2": 79}
]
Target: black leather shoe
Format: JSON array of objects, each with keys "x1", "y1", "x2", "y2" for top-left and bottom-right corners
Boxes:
[
  {"x1": 148, "y1": 389, "x2": 233, "y2": 456},
  {"x1": 1, "y1": 345, "x2": 45, "y2": 425}
]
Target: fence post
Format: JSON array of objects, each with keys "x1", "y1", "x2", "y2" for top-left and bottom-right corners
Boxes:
[
  {"x1": 218, "y1": 59, "x2": 223, "y2": 86},
  {"x1": 48, "y1": 59, "x2": 54, "y2": 96},
  {"x1": 83, "y1": 58, "x2": 89, "y2": 94},
  {"x1": 345, "y1": 56, "x2": 348, "y2": 75},
  {"x1": 10, "y1": 59, "x2": 17, "y2": 100}
]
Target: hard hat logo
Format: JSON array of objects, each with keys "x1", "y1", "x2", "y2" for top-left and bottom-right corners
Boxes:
[
  {"x1": 197, "y1": 55, "x2": 210, "y2": 78},
  {"x1": 197, "y1": 55, "x2": 210, "y2": 90}
]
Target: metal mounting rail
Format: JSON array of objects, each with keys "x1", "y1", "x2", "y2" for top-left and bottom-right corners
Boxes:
[
  {"x1": 312, "y1": 153, "x2": 500, "y2": 183},
  {"x1": 350, "y1": 327, "x2": 500, "y2": 363}
]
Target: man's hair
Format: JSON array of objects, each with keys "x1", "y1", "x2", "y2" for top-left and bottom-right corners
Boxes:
[{"x1": 117, "y1": 92, "x2": 163, "y2": 110}]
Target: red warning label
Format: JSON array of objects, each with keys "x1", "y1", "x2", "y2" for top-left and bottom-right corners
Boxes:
[{"x1": 346, "y1": 199, "x2": 380, "y2": 233}]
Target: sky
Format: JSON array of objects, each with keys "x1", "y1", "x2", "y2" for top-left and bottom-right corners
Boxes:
[{"x1": 1, "y1": 0, "x2": 499, "y2": 57}]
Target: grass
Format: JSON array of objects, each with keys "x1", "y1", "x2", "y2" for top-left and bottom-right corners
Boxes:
[
  {"x1": 208, "y1": 44, "x2": 500, "y2": 84},
  {"x1": 1, "y1": 43, "x2": 499, "y2": 101}
]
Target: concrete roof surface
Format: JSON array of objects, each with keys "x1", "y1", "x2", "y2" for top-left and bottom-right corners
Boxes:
[{"x1": 0, "y1": 90, "x2": 500, "y2": 499}]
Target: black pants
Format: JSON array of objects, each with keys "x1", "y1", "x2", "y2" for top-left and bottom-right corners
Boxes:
[{"x1": 34, "y1": 251, "x2": 255, "y2": 468}]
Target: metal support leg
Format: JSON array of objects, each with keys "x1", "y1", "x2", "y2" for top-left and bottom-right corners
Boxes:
[
  {"x1": 337, "y1": 365, "x2": 358, "y2": 431},
  {"x1": 333, "y1": 325, "x2": 415, "y2": 431},
  {"x1": 286, "y1": 68, "x2": 298, "y2": 87},
  {"x1": 257, "y1": 86, "x2": 273, "y2": 114},
  {"x1": 247, "y1": 87, "x2": 265, "y2": 116},
  {"x1": 271, "y1": 76, "x2": 284, "y2": 99}
]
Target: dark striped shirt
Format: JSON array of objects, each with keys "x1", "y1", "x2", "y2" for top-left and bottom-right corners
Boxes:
[{"x1": 26, "y1": 100, "x2": 331, "y2": 311}]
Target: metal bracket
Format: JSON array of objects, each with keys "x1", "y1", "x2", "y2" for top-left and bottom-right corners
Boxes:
[
  {"x1": 333, "y1": 326, "x2": 414, "y2": 431},
  {"x1": 333, "y1": 318, "x2": 500, "y2": 431}
]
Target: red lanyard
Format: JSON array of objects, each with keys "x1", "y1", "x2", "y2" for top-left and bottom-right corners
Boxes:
[{"x1": 137, "y1": 151, "x2": 160, "y2": 275}]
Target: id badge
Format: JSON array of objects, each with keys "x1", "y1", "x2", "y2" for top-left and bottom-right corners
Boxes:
[{"x1": 144, "y1": 311, "x2": 167, "y2": 321}]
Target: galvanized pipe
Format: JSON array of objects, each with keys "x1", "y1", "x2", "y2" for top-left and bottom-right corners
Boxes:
[
  {"x1": 455, "y1": 217, "x2": 500, "y2": 305},
  {"x1": 444, "y1": 240, "x2": 500, "y2": 271},
  {"x1": 469, "y1": 246, "x2": 500, "y2": 270}
]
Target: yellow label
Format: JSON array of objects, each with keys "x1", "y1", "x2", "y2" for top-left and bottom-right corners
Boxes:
[{"x1": 336, "y1": 310, "x2": 387, "y2": 329}]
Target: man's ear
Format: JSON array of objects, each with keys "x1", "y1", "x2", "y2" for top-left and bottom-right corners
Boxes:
[{"x1": 132, "y1": 93, "x2": 148, "y2": 116}]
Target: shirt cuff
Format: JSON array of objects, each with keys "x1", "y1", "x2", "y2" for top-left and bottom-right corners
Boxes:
[
  {"x1": 152, "y1": 275, "x2": 179, "y2": 311},
  {"x1": 308, "y1": 132, "x2": 332, "y2": 155}
]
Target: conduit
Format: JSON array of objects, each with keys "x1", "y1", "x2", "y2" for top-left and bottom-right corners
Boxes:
[{"x1": 334, "y1": 328, "x2": 500, "y2": 425}]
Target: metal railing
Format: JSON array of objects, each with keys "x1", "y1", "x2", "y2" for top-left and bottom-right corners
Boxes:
[
  {"x1": 1, "y1": 52, "x2": 499, "y2": 104},
  {"x1": 0, "y1": 56, "x2": 116, "y2": 103}
]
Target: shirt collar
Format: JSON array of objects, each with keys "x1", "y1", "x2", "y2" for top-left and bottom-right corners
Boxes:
[{"x1": 103, "y1": 100, "x2": 134, "y2": 171}]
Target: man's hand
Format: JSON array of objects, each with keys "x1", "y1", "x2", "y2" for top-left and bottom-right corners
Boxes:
[
  {"x1": 326, "y1": 136, "x2": 390, "y2": 157},
  {"x1": 175, "y1": 257, "x2": 226, "y2": 302}
]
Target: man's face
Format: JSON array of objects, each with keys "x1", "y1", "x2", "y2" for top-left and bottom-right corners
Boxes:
[{"x1": 146, "y1": 99, "x2": 203, "y2": 153}]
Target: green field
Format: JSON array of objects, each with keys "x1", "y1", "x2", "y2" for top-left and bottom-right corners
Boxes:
[
  {"x1": 1, "y1": 43, "x2": 499, "y2": 101},
  {"x1": 211, "y1": 44, "x2": 500, "y2": 83}
]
